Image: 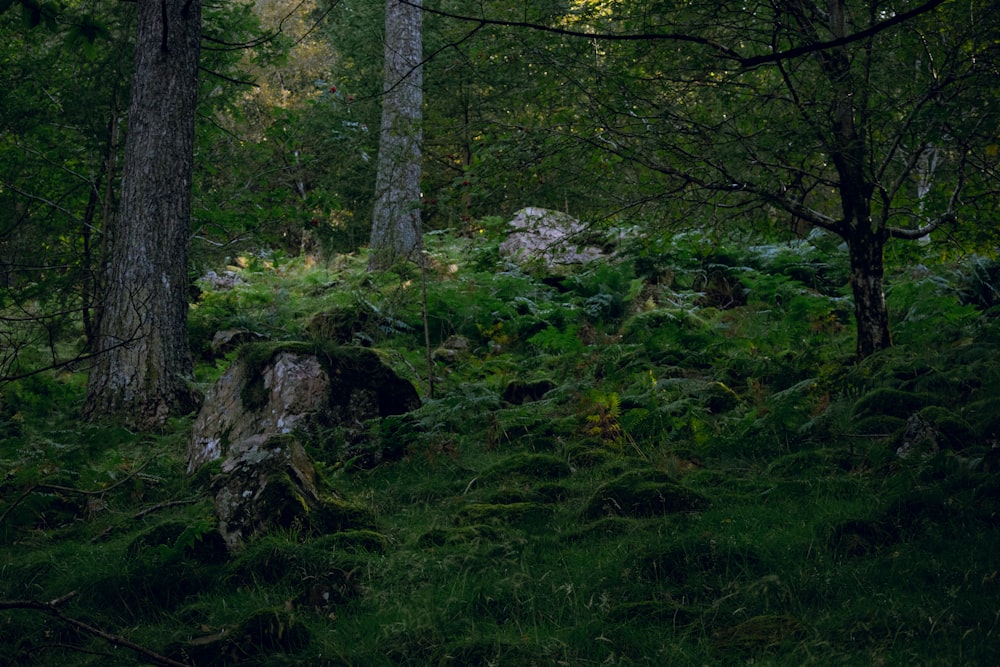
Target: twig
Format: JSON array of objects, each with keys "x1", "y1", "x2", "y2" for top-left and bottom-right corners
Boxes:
[
  {"x1": 0, "y1": 458, "x2": 157, "y2": 526},
  {"x1": 133, "y1": 497, "x2": 200, "y2": 520},
  {"x1": 0, "y1": 592, "x2": 191, "y2": 667}
]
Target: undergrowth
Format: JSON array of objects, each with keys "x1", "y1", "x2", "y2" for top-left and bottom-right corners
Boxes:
[{"x1": 2, "y1": 229, "x2": 999, "y2": 665}]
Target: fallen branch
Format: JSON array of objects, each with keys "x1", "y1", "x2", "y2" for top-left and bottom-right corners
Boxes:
[
  {"x1": 0, "y1": 457, "x2": 157, "y2": 526},
  {"x1": 0, "y1": 592, "x2": 190, "y2": 667}
]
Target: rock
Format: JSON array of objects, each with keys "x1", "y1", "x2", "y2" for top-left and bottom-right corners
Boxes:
[
  {"x1": 187, "y1": 342, "x2": 421, "y2": 473},
  {"x1": 199, "y1": 269, "x2": 246, "y2": 291},
  {"x1": 210, "y1": 327, "x2": 266, "y2": 357},
  {"x1": 187, "y1": 342, "x2": 418, "y2": 550},
  {"x1": 499, "y1": 207, "x2": 607, "y2": 269},
  {"x1": 211, "y1": 434, "x2": 367, "y2": 550}
]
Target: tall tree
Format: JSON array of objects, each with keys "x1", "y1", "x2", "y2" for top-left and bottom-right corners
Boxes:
[
  {"x1": 84, "y1": 0, "x2": 202, "y2": 428},
  {"x1": 368, "y1": 0, "x2": 424, "y2": 271},
  {"x1": 429, "y1": 0, "x2": 998, "y2": 358}
]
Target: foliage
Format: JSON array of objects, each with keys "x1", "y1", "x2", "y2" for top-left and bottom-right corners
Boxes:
[{"x1": 4, "y1": 229, "x2": 1000, "y2": 664}]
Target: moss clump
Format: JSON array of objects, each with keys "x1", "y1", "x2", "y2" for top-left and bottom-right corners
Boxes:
[
  {"x1": 314, "y1": 529, "x2": 389, "y2": 554},
  {"x1": 416, "y1": 524, "x2": 502, "y2": 547},
  {"x1": 583, "y1": 469, "x2": 709, "y2": 519},
  {"x1": 918, "y1": 406, "x2": 976, "y2": 450},
  {"x1": 481, "y1": 452, "x2": 572, "y2": 483}
]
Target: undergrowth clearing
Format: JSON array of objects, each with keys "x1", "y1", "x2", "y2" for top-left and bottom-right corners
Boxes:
[{"x1": 2, "y1": 230, "x2": 999, "y2": 665}]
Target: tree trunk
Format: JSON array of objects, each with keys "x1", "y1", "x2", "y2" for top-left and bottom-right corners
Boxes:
[
  {"x1": 847, "y1": 226, "x2": 891, "y2": 359},
  {"x1": 84, "y1": 0, "x2": 201, "y2": 430},
  {"x1": 368, "y1": 0, "x2": 423, "y2": 271}
]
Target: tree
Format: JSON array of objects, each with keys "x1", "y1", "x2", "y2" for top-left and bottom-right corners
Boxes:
[
  {"x1": 83, "y1": 0, "x2": 202, "y2": 428},
  {"x1": 368, "y1": 0, "x2": 424, "y2": 271},
  {"x1": 422, "y1": 0, "x2": 999, "y2": 358}
]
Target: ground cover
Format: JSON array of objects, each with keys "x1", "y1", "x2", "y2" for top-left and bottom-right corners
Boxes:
[{"x1": 2, "y1": 230, "x2": 999, "y2": 665}]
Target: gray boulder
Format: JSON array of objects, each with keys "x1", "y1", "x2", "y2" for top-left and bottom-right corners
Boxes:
[{"x1": 499, "y1": 207, "x2": 607, "y2": 269}]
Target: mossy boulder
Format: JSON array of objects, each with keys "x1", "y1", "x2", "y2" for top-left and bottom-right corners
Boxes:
[
  {"x1": 211, "y1": 434, "x2": 371, "y2": 550},
  {"x1": 582, "y1": 469, "x2": 709, "y2": 519},
  {"x1": 187, "y1": 342, "x2": 420, "y2": 473}
]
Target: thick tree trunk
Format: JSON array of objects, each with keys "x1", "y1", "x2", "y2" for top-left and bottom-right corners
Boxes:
[
  {"x1": 368, "y1": 0, "x2": 423, "y2": 271},
  {"x1": 84, "y1": 0, "x2": 201, "y2": 429}
]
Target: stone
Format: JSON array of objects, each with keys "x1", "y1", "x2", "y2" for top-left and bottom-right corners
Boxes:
[
  {"x1": 186, "y1": 343, "x2": 418, "y2": 550},
  {"x1": 199, "y1": 269, "x2": 246, "y2": 291},
  {"x1": 210, "y1": 328, "x2": 265, "y2": 357},
  {"x1": 186, "y1": 342, "x2": 421, "y2": 473},
  {"x1": 210, "y1": 434, "x2": 367, "y2": 550},
  {"x1": 499, "y1": 207, "x2": 606, "y2": 269}
]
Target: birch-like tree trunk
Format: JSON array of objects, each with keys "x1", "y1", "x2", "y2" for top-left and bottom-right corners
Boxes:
[
  {"x1": 368, "y1": 0, "x2": 423, "y2": 271},
  {"x1": 84, "y1": 0, "x2": 201, "y2": 429}
]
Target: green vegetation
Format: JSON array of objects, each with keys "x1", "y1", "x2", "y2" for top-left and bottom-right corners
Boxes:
[{"x1": 3, "y1": 230, "x2": 999, "y2": 665}]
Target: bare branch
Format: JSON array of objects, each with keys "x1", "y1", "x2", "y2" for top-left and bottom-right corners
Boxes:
[{"x1": 0, "y1": 593, "x2": 191, "y2": 667}]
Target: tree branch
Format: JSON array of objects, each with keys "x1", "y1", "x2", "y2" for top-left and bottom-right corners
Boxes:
[
  {"x1": 0, "y1": 593, "x2": 191, "y2": 667},
  {"x1": 400, "y1": 0, "x2": 949, "y2": 70}
]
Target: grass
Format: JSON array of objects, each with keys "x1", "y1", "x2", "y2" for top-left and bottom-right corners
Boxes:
[{"x1": 2, "y1": 231, "x2": 999, "y2": 665}]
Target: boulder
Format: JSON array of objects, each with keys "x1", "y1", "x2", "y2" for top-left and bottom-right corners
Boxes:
[
  {"x1": 499, "y1": 207, "x2": 606, "y2": 269},
  {"x1": 187, "y1": 342, "x2": 421, "y2": 473},
  {"x1": 211, "y1": 434, "x2": 370, "y2": 550}
]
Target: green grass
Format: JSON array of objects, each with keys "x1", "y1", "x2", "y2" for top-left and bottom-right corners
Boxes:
[{"x1": 2, "y1": 233, "x2": 1000, "y2": 665}]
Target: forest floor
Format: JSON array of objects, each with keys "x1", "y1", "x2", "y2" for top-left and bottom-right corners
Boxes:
[{"x1": 2, "y1": 229, "x2": 999, "y2": 665}]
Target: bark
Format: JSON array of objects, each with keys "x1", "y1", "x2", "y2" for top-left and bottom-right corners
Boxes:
[
  {"x1": 368, "y1": 0, "x2": 423, "y2": 271},
  {"x1": 847, "y1": 226, "x2": 891, "y2": 359},
  {"x1": 84, "y1": 0, "x2": 201, "y2": 429}
]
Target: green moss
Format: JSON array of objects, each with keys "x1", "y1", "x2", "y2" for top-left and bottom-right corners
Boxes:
[
  {"x1": 415, "y1": 524, "x2": 502, "y2": 547},
  {"x1": 313, "y1": 528, "x2": 389, "y2": 554},
  {"x1": 918, "y1": 406, "x2": 976, "y2": 450},
  {"x1": 456, "y1": 501, "x2": 551, "y2": 526},
  {"x1": 583, "y1": 469, "x2": 709, "y2": 519},
  {"x1": 481, "y1": 453, "x2": 572, "y2": 482}
]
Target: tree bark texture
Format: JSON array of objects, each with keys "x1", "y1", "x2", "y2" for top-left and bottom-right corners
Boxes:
[
  {"x1": 368, "y1": 0, "x2": 423, "y2": 271},
  {"x1": 84, "y1": 0, "x2": 201, "y2": 429}
]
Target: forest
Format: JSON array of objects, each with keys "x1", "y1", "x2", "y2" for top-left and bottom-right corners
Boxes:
[{"x1": 2, "y1": 0, "x2": 1000, "y2": 664}]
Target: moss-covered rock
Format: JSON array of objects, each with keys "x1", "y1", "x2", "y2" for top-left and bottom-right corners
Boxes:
[
  {"x1": 211, "y1": 435, "x2": 371, "y2": 550},
  {"x1": 416, "y1": 524, "x2": 502, "y2": 547},
  {"x1": 188, "y1": 342, "x2": 420, "y2": 473},
  {"x1": 456, "y1": 501, "x2": 551, "y2": 526},
  {"x1": 582, "y1": 469, "x2": 709, "y2": 519},
  {"x1": 481, "y1": 452, "x2": 572, "y2": 482}
]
